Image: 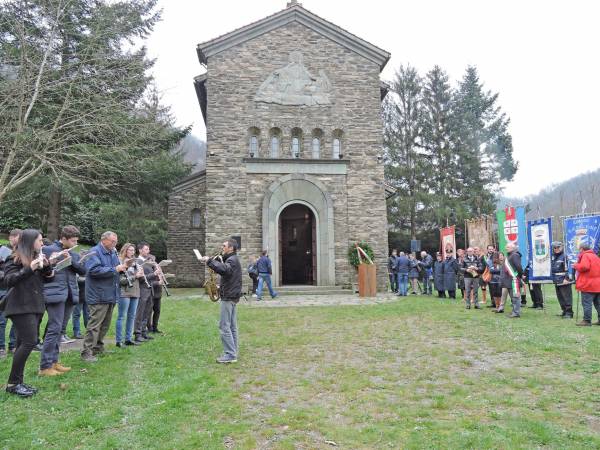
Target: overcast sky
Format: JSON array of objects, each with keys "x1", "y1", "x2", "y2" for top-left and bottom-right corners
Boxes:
[{"x1": 145, "y1": 0, "x2": 600, "y2": 198}]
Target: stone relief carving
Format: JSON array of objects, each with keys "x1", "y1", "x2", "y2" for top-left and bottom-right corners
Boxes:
[{"x1": 255, "y1": 51, "x2": 333, "y2": 106}]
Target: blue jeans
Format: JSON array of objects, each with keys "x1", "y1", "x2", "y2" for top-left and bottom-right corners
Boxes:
[
  {"x1": 116, "y1": 296, "x2": 139, "y2": 343},
  {"x1": 257, "y1": 274, "x2": 277, "y2": 299},
  {"x1": 0, "y1": 310, "x2": 17, "y2": 350},
  {"x1": 397, "y1": 273, "x2": 409, "y2": 296},
  {"x1": 72, "y1": 301, "x2": 89, "y2": 336}
]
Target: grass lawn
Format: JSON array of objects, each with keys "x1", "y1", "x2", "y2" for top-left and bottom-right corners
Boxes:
[{"x1": 1, "y1": 288, "x2": 599, "y2": 449}]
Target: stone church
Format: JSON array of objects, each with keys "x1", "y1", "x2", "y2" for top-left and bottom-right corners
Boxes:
[{"x1": 168, "y1": 1, "x2": 391, "y2": 290}]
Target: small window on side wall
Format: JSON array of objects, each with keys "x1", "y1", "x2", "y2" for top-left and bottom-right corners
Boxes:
[
  {"x1": 332, "y1": 129, "x2": 343, "y2": 159},
  {"x1": 269, "y1": 127, "x2": 281, "y2": 158},
  {"x1": 191, "y1": 208, "x2": 202, "y2": 229},
  {"x1": 311, "y1": 128, "x2": 323, "y2": 159},
  {"x1": 248, "y1": 126, "x2": 260, "y2": 157}
]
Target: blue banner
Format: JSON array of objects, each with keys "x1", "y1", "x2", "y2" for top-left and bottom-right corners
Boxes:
[
  {"x1": 564, "y1": 215, "x2": 600, "y2": 269},
  {"x1": 527, "y1": 218, "x2": 553, "y2": 281}
]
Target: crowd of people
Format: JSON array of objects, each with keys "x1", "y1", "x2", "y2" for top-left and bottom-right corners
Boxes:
[
  {"x1": 0, "y1": 227, "x2": 166, "y2": 398},
  {"x1": 388, "y1": 241, "x2": 600, "y2": 321}
]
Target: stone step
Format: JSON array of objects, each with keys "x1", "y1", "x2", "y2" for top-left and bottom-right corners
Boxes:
[{"x1": 274, "y1": 285, "x2": 354, "y2": 296}]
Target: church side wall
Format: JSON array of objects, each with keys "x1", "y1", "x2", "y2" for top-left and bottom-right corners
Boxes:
[{"x1": 167, "y1": 175, "x2": 207, "y2": 287}]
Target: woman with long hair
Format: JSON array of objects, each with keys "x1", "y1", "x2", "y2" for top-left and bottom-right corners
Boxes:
[
  {"x1": 115, "y1": 243, "x2": 143, "y2": 347},
  {"x1": 3, "y1": 229, "x2": 54, "y2": 397}
]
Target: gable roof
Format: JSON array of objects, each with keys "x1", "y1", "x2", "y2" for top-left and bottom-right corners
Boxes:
[{"x1": 196, "y1": 3, "x2": 390, "y2": 71}]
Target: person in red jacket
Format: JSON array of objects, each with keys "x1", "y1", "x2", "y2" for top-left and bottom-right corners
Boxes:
[{"x1": 573, "y1": 242, "x2": 600, "y2": 326}]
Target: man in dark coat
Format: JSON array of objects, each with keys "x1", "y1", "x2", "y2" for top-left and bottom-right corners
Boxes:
[
  {"x1": 551, "y1": 242, "x2": 573, "y2": 318},
  {"x1": 39, "y1": 225, "x2": 86, "y2": 375},
  {"x1": 501, "y1": 243, "x2": 524, "y2": 318},
  {"x1": 81, "y1": 231, "x2": 126, "y2": 362},
  {"x1": 134, "y1": 243, "x2": 159, "y2": 343},
  {"x1": 433, "y1": 252, "x2": 445, "y2": 298},
  {"x1": 201, "y1": 239, "x2": 242, "y2": 364},
  {"x1": 461, "y1": 247, "x2": 483, "y2": 309},
  {"x1": 396, "y1": 252, "x2": 410, "y2": 296},
  {"x1": 388, "y1": 249, "x2": 398, "y2": 293},
  {"x1": 442, "y1": 249, "x2": 458, "y2": 298}
]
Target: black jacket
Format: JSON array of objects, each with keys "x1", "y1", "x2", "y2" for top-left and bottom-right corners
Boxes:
[
  {"x1": 3, "y1": 256, "x2": 54, "y2": 318},
  {"x1": 461, "y1": 255, "x2": 483, "y2": 279},
  {"x1": 42, "y1": 240, "x2": 86, "y2": 304},
  {"x1": 208, "y1": 252, "x2": 242, "y2": 301},
  {"x1": 501, "y1": 250, "x2": 523, "y2": 289}
]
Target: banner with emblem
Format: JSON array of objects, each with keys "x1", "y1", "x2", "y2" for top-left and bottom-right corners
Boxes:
[
  {"x1": 440, "y1": 226, "x2": 456, "y2": 259},
  {"x1": 496, "y1": 205, "x2": 528, "y2": 269},
  {"x1": 466, "y1": 216, "x2": 494, "y2": 250},
  {"x1": 527, "y1": 217, "x2": 553, "y2": 281},
  {"x1": 563, "y1": 214, "x2": 600, "y2": 269}
]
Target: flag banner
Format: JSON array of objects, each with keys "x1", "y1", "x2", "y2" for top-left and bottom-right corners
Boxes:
[
  {"x1": 496, "y1": 206, "x2": 528, "y2": 269},
  {"x1": 563, "y1": 215, "x2": 600, "y2": 269},
  {"x1": 466, "y1": 216, "x2": 494, "y2": 250},
  {"x1": 440, "y1": 226, "x2": 456, "y2": 259},
  {"x1": 527, "y1": 217, "x2": 553, "y2": 281}
]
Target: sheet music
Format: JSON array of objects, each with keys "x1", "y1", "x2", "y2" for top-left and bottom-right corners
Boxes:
[
  {"x1": 54, "y1": 256, "x2": 73, "y2": 272},
  {"x1": 193, "y1": 249, "x2": 203, "y2": 261}
]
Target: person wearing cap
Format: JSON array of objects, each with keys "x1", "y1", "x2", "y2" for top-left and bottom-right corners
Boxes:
[
  {"x1": 433, "y1": 252, "x2": 445, "y2": 298},
  {"x1": 551, "y1": 241, "x2": 573, "y2": 318},
  {"x1": 572, "y1": 240, "x2": 600, "y2": 326},
  {"x1": 442, "y1": 248, "x2": 458, "y2": 299}
]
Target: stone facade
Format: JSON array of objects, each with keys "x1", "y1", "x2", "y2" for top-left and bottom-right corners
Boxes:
[{"x1": 168, "y1": 4, "x2": 390, "y2": 290}]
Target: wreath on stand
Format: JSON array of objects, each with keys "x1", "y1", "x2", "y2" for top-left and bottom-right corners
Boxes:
[{"x1": 347, "y1": 242, "x2": 375, "y2": 268}]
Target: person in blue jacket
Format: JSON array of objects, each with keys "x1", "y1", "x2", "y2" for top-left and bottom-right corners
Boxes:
[
  {"x1": 396, "y1": 252, "x2": 410, "y2": 296},
  {"x1": 81, "y1": 231, "x2": 126, "y2": 362}
]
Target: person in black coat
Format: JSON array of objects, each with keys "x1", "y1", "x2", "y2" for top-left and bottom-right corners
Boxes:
[
  {"x1": 387, "y1": 250, "x2": 398, "y2": 293},
  {"x1": 501, "y1": 243, "x2": 524, "y2": 318},
  {"x1": 442, "y1": 249, "x2": 458, "y2": 299},
  {"x1": 201, "y1": 239, "x2": 242, "y2": 364},
  {"x1": 3, "y1": 229, "x2": 54, "y2": 397},
  {"x1": 433, "y1": 252, "x2": 445, "y2": 298}
]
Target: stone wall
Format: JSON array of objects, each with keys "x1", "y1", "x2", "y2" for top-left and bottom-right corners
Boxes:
[
  {"x1": 202, "y1": 21, "x2": 389, "y2": 289},
  {"x1": 167, "y1": 173, "x2": 207, "y2": 287}
]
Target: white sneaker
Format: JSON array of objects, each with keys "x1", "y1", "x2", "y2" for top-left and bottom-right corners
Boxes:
[
  {"x1": 252, "y1": 294, "x2": 257, "y2": 298},
  {"x1": 61, "y1": 335, "x2": 75, "y2": 344}
]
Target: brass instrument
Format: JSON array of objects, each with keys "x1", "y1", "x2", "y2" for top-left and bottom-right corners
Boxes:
[
  {"x1": 136, "y1": 257, "x2": 152, "y2": 288},
  {"x1": 203, "y1": 252, "x2": 223, "y2": 302},
  {"x1": 122, "y1": 258, "x2": 138, "y2": 289},
  {"x1": 147, "y1": 257, "x2": 172, "y2": 297},
  {"x1": 467, "y1": 266, "x2": 480, "y2": 278}
]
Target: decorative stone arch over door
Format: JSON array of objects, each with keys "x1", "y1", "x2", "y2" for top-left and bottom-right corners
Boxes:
[{"x1": 262, "y1": 174, "x2": 335, "y2": 286}]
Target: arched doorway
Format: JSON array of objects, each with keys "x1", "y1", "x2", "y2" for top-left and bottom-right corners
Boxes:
[{"x1": 279, "y1": 203, "x2": 316, "y2": 285}]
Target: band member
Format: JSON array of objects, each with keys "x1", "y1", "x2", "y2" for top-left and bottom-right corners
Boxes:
[
  {"x1": 134, "y1": 242, "x2": 159, "y2": 342},
  {"x1": 39, "y1": 225, "x2": 86, "y2": 376},
  {"x1": 419, "y1": 251, "x2": 433, "y2": 295},
  {"x1": 0, "y1": 228, "x2": 21, "y2": 357},
  {"x1": 461, "y1": 247, "x2": 482, "y2": 309},
  {"x1": 3, "y1": 229, "x2": 54, "y2": 397},
  {"x1": 72, "y1": 271, "x2": 88, "y2": 339},
  {"x1": 551, "y1": 242, "x2": 574, "y2": 318},
  {"x1": 200, "y1": 239, "x2": 242, "y2": 363},
  {"x1": 116, "y1": 243, "x2": 143, "y2": 347},
  {"x1": 388, "y1": 249, "x2": 398, "y2": 293},
  {"x1": 81, "y1": 231, "x2": 126, "y2": 362},
  {"x1": 501, "y1": 243, "x2": 523, "y2": 318},
  {"x1": 148, "y1": 254, "x2": 163, "y2": 334}
]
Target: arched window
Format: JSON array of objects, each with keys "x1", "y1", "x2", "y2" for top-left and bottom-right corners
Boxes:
[
  {"x1": 312, "y1": 138, "x2": 320, "y2": 159},
  {"x1": 332, "y1": 139, "x2": 341, "y2": 159},
  {"x1": 291, "y1": 127, "x2": 303, "y2": 158},
  {"x1": 191, "y1": 208, "x2": 202, "y2": 229},
  {"x1": 332, "y1": 129, "x2": 343, "y2": 159},
  {"x1": 248, "y1": 127, "x2": 260, "y2": 157},
  {"x1": 249, "y1": 136, "x2": 258, "y2": 157},
  {"x1": 269, "y1": 127, "x2": 281, "y2": 158},
  {"x1": 311, "y1": 128, "x2": 323, "y2": 159},
  {"x1": 270, "y1": 136, "x2": 279, "y2": 158}
]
